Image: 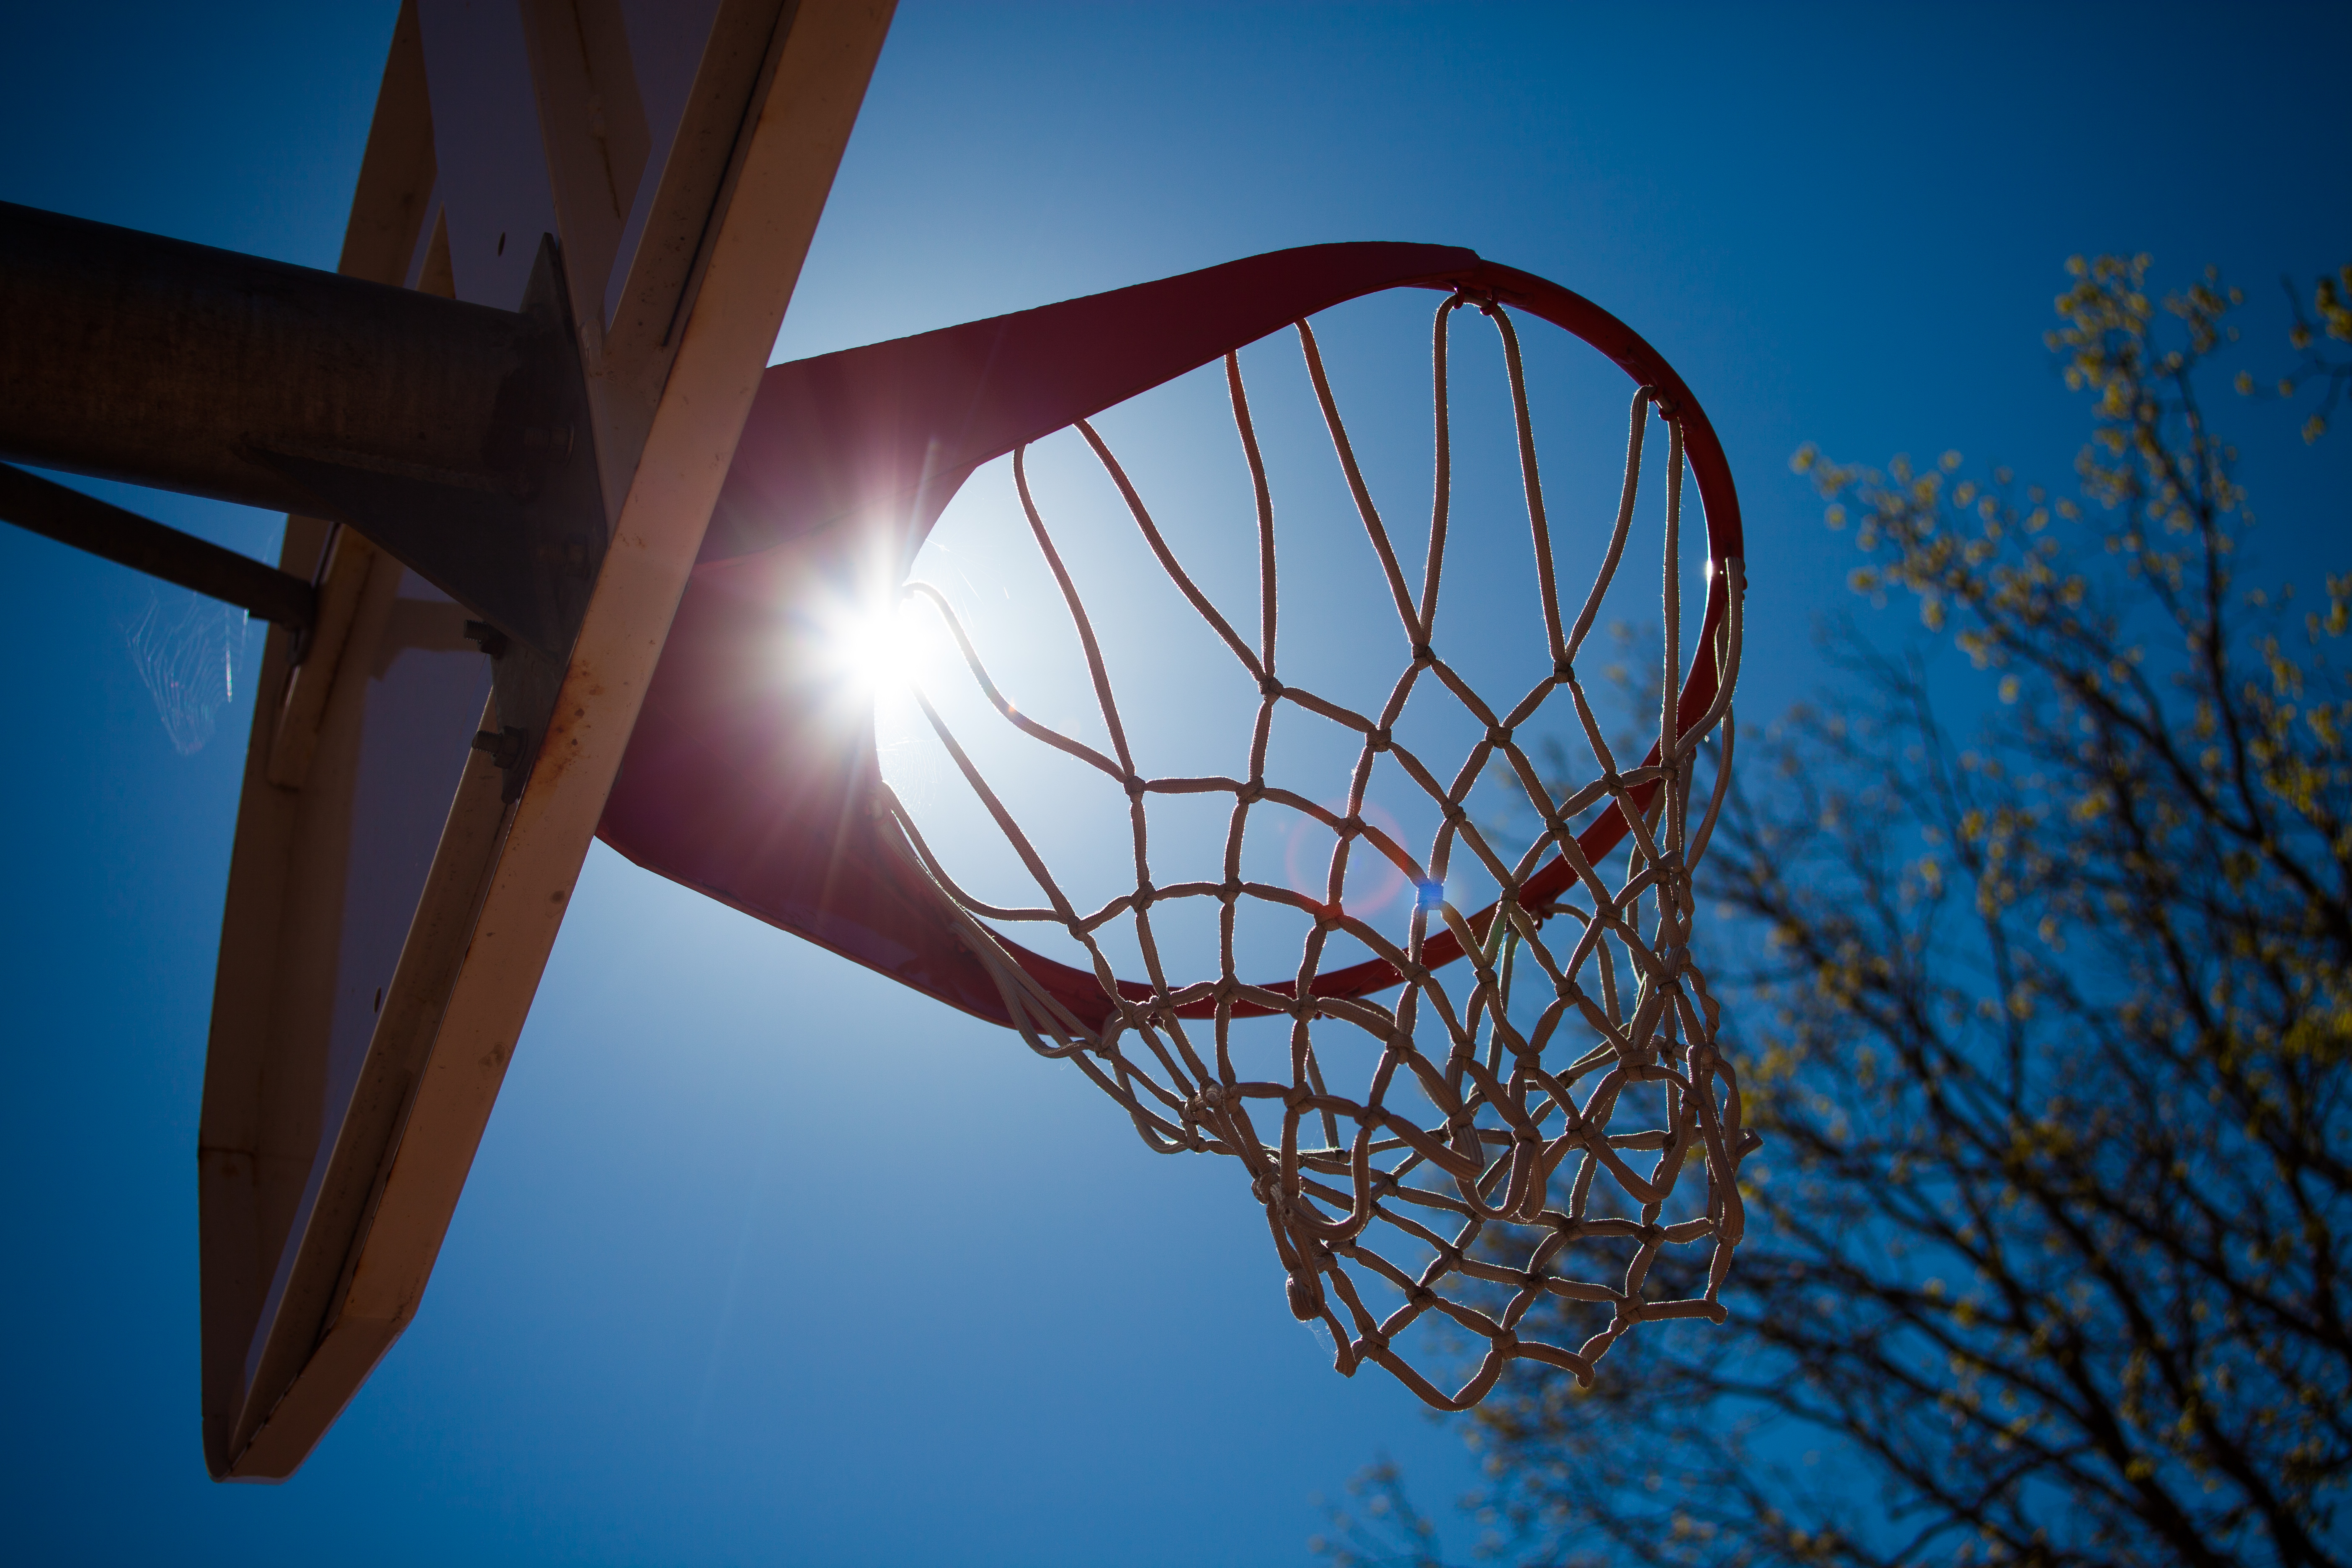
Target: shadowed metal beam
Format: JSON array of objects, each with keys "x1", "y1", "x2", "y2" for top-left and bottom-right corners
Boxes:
[
  {"x1": 0, "y1": 463, "x2": 315, "y2": 628},
  {"x1": 0, "y1": 200, "x2": 601, "y2": 660},
  {"x1": 0, "y1": 199, "x2": 540, "y2": 518}
]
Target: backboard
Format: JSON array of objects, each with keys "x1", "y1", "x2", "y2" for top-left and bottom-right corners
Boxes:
[{"x1": 199, "y1": 0, "x2": 894, "y2": 1480}]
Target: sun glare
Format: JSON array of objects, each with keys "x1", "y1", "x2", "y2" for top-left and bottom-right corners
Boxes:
[{"x1": 826, "y1": 599, "x2": 919, "y2": 695}]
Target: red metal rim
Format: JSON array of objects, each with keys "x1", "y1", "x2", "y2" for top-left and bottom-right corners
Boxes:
[{"x1": 601, "y1": 245, "x2": 1745, "y2": 1034}]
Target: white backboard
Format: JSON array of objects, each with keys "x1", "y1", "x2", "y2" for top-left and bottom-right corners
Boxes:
[{"x1": 200, "y1": 0, "x2": 895, "y2": 1480}]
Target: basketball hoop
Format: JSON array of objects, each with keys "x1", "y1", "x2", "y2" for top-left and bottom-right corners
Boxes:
[{"x1": 603, "y1": 245, "x2": 1752, "y2": 1407}]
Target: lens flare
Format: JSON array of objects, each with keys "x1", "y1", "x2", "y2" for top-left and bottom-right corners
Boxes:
[{"x1": 828, "y1": 599, "x2": 916, "y2": 694}]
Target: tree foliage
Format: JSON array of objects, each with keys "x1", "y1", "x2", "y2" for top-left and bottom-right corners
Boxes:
[{"x1": 1315, "y1": 260, "x2": 2352, "y2": 1568}]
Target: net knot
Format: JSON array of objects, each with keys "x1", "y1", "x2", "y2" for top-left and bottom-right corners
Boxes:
[
  {"x1": 1220, "y1": 878, "x2": 1243, "y2": 903},
  {"x1": 1259, "y1": 673, "x2": 1284, "y2": 699},
  {"x1": 1236, "y1": 779, "x2": 1266, "y2": 805},
  {"x1": 1411, "y1": 642, "x2": 1435, "y2": 666},
  {"x1": 1367, "y1": 726, "x2": 1393, "y2": 753},
  {"x1": 1553, "y1": 655, "x2": 1574, "y2": 683},
  {"x1": 1123, "y1": 774, "x2": 1148, "y2": 799},
  {"x1": 1486, "y1": 723, "x2": 1513, "y2": 748},
  {"x1": 1132, "y1": 882, "x2": 1155, "y2": 911}
]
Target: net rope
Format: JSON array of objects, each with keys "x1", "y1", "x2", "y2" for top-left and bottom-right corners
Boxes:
[{"x1": 877, "y1": 290, "x2": 1752, "y2": 1408}]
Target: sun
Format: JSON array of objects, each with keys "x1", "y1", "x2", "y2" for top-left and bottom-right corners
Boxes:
[
  {"x1": 829, "y1": 600, "x2": 915, "y2": 693},
  {"x1": 816, "y1": 585, "x2": 954, "y2": 705}
]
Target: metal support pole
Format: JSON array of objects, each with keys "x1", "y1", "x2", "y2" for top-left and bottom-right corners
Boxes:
[
  {"x1": 0, "y1": 199, "x2": 608, "y2": 798},
  {"x1": 0, "y1": 200, "x2": 542, "y2": 516},
  {"x1": 0, "y1": 200, "x2": 602, "y2": 660},
  {"x1": 0, "y1": 463, "x2": 315, "y2": 629}
]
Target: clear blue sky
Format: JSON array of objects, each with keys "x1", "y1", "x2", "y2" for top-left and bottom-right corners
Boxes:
[{"x1": 2, "y1": 4, "x2": 2346, "y2": 1564}]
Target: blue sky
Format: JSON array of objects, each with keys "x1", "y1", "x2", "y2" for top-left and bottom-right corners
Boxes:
[{"x1": 2, "y1": 4, "x2": 2347, "y2": 1564}]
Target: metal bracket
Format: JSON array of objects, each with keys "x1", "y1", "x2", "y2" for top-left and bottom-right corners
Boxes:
[{"x1": 248, "y1": 237, "x2": 606, "y2": 803}]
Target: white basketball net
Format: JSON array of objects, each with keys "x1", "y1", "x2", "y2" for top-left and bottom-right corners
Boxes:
[{"x1": 879, "y1": 290, "x2": 1752, "y2": 1408}]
